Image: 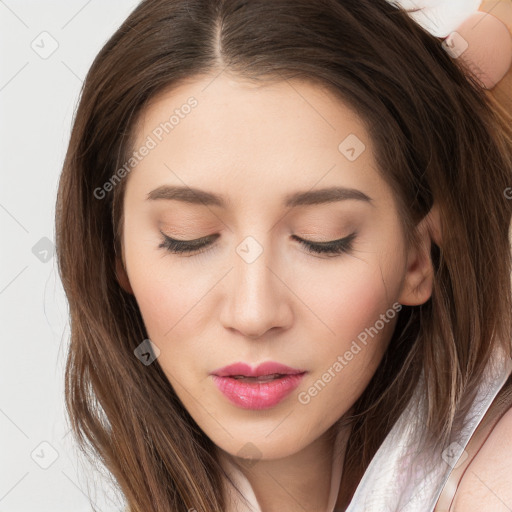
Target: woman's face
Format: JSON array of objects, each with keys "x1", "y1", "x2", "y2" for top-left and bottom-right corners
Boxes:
[{"x1": 119, "y1": 74, "x2": 433, "y2": 461}]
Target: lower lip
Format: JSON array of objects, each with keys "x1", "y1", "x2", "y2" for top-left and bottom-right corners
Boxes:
[{"x1": 211, "y1": 373, "x2": 306, "y2": 410}]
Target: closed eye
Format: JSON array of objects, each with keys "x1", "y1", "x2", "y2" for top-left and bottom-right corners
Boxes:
[
  {"x1": 158, "y1": 231, "x2": 356, "y2": 257},
  {"x1": 291, "y1": 232, "x2": 356, "y2": 256}
]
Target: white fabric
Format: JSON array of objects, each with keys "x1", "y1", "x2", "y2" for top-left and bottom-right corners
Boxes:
[
  {"x1": 220, "y1": 346, "x2": 512, "y2": 512},
  {"x1": 346, "y1": 346, "x2": 512, "y2": 511},
  {"x1": 386, "y1": 0, "x2": 482, "y2": 37}
]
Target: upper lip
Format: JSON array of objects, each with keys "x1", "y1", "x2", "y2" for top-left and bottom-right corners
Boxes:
[{"x1": 211, "y1": 361, "x2": 306, "y2": 378}]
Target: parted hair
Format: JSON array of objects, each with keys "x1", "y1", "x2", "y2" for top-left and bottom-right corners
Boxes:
[{"x1": 55, "y1": 0, "x2": 512, "y2": 510}]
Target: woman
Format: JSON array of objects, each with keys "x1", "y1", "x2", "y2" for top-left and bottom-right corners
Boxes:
[{"x1": 55, "y1": 0, "x2": 512, "y2": 510}]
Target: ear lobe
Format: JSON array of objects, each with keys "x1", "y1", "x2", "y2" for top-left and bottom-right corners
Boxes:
[
  {"x1": 116, "y1": 256, "x2": 133, "y2": 295},
  {"x1": 398, "y1": 205, "x2": 441, "y2": 306}
]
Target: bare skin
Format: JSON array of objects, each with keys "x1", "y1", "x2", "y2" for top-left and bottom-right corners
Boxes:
[
  {"x1": 448, "y1": 407, "x2": 512, "y2": 512},
  {"x1": 116, "y1": 73, "x2": 437, "y2": 511}
]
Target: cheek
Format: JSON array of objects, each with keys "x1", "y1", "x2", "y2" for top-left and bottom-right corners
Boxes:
[
  {"x1": 301, "y1": 253, "x2": 400, "y2": 345},
  {"x1": 121, "y1": 206, "x2": 203, "y2": 342},
  {"x1": 295, "y1": 265, "x2": 401, "y2": 433},
  {"x1": 125, "y1": 251, "x2": 221, "y2": 392},
  {"x1": 129, "y1": 271, "x2": 208, "y2": 401},
  {"x1": 130, "y1": 273, "x2": 209, "y2": 375},
  {"x1": 124, "y1": 237, "x2": 206, "y2": 342},
  {"x1": 296, "y1": 245, "x2": 405, "y2": 394}
]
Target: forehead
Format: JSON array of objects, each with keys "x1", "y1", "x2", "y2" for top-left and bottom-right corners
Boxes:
[
  {"x1": 134, "y1": 73, "x2": 369, "y2": 152},
  {"x1": 125, "y1": 73, "x2": 386, "y2": 208}
]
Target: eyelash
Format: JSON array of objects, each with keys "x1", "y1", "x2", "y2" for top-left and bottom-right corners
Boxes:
[{"x1": 158, "y1": 231, "x2": 356, "y2": 258}]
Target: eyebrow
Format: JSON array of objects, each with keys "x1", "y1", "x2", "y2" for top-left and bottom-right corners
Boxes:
[{"x1": 146, "y1": 185, "x2": 373, "y2": 208}]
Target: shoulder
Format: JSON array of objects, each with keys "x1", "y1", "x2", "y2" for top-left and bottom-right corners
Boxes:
[{"x1": 451, "y1": 406, "x2": 512, "y2": 511}]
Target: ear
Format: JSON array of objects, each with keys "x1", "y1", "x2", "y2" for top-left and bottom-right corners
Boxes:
[
  {"x1": 398, "y1": 203, "x2": 441, "y2": 306},
  {"x1": 116, "y1": 255, "x2": 134, "y2": 295}
]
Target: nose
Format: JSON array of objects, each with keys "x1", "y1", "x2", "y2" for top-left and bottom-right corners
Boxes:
[{"x1": 219, "y1": 236, "x2": 293, "y2": 340}]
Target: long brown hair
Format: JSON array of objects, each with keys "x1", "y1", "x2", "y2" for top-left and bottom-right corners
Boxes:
[{"x1": 55, "y1": 0, "x2": 512, "y2": 510}]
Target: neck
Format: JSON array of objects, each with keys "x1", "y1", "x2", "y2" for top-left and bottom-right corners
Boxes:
[{"x1": 218, "y1": 420, "x2": 352, "y2": 512}]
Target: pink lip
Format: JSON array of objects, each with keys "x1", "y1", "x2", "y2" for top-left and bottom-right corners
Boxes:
[{"x1": 210, "y1": 362, "x2": 307, "y2": 410}]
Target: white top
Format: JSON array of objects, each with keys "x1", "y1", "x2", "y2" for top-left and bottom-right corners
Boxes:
[{"x1": 220, "y1": 346, "x2": 512, "y2": 512}]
